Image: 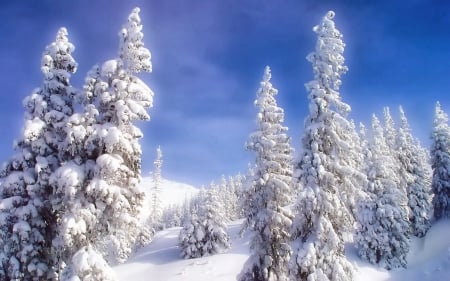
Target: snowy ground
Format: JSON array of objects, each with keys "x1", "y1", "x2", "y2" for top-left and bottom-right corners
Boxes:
[
  {"x1": 114, "y1": 220, "x2": 248, "y2": 281},
  {"x1": 116, "y1": 179, "x2": 450, "y2": 281},
  {"x1": 114, "y1": 219, "x2": 450, "y2": 281}
]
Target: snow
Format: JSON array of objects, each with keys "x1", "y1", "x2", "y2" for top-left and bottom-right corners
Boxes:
[
  {"x1": 114, "y1": 220, "x2": 248, "y2": 281},
  {"x1": 113, "y1": 177, "x2": 450, "y2": 281},
  {"x1": 139, "y1": 177, "x2": 198, "y2": 208},
  {"x1": 101, "y1": 60, "x2": 118, "y2": 78}
]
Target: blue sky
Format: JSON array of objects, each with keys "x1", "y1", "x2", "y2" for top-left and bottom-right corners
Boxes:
[{"x1": 0, "y1": 0, "x2": 449, "y2": 186}]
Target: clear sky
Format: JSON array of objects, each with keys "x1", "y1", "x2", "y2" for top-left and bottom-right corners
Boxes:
[{"x1": 0, "y1": 0, "x2": 449, "y2": 186}]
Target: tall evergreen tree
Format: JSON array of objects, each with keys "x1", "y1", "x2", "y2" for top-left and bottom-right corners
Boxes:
[
  {"x1": 0, "y1": 27, "x2": 77, "y2": 280},
  {"x1": 355, "y1": 115, "x2": 410, "y2": 270},
  {"x1": 150, "y1": 146, "x2": 163, "y2": 230},
  {"x1": 397, "y1": 106, "x2": 432, "y2": 237},
  {"x1": 383, "y1": 107, "x2": 408, "y2": 200},
  {"x1": 431, "y1": 102, "x2": 450, "y2": 220},
  {"x1": 84, "y1": 5, "x2": 152, "y2": 264},
  {"x1": 289, "y1": 11, "x2": 359, "y2": 281},
  {"x1": 239, "y1": 66, "x2": 293, "y2": 281}
]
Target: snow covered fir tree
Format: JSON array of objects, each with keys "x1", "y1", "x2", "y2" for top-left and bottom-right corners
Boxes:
[
  {"x1": 179, "y1": 186, "x2": 230, "y2": 259},
  {"x1": 431, "y1": 101, "x2": 450, "y2": 220},
  {"x1": 288, "y1": 11, "x2": 361, "y2": 281},
  {"x1": 0, "y1": 27, "x2": 78, "y2": 280},
  {"x1": 396, "y1": 106, "x2": 432, "y2": 237},
  {"x1": 238, "y1": 66, "x2": 293, "y2": 281}
]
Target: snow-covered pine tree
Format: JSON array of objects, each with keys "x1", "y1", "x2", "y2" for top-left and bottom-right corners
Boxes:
[
  {"x1": 0, "y1": 27, "x2": 77, "y2": 280},
  {"x1": 355, "y1": 115, "x2": 410, "y2": 270},
  {"x1": 431, "y1": 102, "x2": 450, "y2": 220},
  {"x1": 179, "y1": 186, "x2": 230, "y2": 259},
  {"x1": 178, "y1": 199, "x2": 204, "y2": 259},
  {"x1": 218, "y1": 175, "x2": 231, "y2": 221},
  {"x1": 289, "y1": 11, "x2": 361, "y2": 281},
  {"x1": 238, "y1": 66, "x2": 293, "y2": 281},
  {"x1": 50, "y1": 7, "x2": 154, "y2": 280},
  {"x1": 225, "y1": 175, "x2": 240, "y2": 221},
  {"x1": 200, "y1": 186, "x2": 231, "y2": 255},
  {"x1": 383, "y1": 107, "x2": 408, "y2": 201},
  {"x1": 84, "y1": 6, "x2": 153, "y2": 264},
  {"x1": 150, "y1": 146, "x2": 163, "y2": 230},
  {"x1": 232, "y1": 173, "x2": 246, "y2": 219},
  {"x1": 397, "y1": 106, "x2": 432, "y2": 237}
]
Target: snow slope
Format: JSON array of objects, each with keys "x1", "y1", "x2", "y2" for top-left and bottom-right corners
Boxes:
[
  {"x1": 115, "y1": 178, "x2": 450, "y2": 281},
  {"x1": 115, "y1": 220, "x2": 248, "y2": 281},
  {"x1": 139, "y1": 177, "x2": 198, "y2": 208}
]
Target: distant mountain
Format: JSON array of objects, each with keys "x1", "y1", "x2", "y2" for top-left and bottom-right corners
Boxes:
[{"x1": 139, "y1": 177, "x2": 199, "y2": 208}]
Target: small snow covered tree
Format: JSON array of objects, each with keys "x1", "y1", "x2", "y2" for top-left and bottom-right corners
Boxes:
[
  {"x1": 238, "y1": 66, "x2": 293, "y2": 281},
  {"x1": 200, "y1": 187, "x2": 231, "y2": 255},
  {"x1": 397, "y1": 106, "x2": 432, "y2": 237},
  {"x1": 289, "y1": 11, "x2": 362, "y2": 281},
  {"x1": 355, "y1": 115, "x2": 410, "y2": 270},
  {"x1": 0, "y1": 27, "x2": 77, "y2": 280},
  {"x1": 225, "y1": 175, "x2": 240, "y2": 221},
  {"x1": 178, "y1": 201, "x2": 204, "y2": 259},
  {"x1": 179, "y1": 187, "x2": 230, "y2": 259},
  {"x1": 431, "y1": 102, "x2": 450, "y2": 220}
]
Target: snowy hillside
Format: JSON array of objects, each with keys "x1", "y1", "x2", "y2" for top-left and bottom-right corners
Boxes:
[
  {"x1": 139, "y1": 177, "x2": 198, "y2": 208},
  {"x1": 114, "y1": 218, "x2": 450, "y2": 281}
]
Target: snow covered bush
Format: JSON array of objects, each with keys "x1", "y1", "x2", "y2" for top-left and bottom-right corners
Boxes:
[
  {"x1": 289, "y1": 11, "x2": 361, "y2": 281},
  {"x1": 0, "y1": 27, "x2": 78, "y2": 280},
  {"x1": 431, "y1": 102, "x2": 450, "y2": 220},
  {"x1": 355, "y1": 115, "x2": 410, "y2": 270},
  {"x1": 60, "y1": 246, "x2": 116, "y2": 281}
]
